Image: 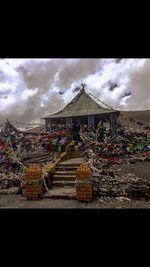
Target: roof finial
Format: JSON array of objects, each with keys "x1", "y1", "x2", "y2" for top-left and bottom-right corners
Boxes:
[{"x1": 80, "y1": 82, "x2": 86, "y2": 91}]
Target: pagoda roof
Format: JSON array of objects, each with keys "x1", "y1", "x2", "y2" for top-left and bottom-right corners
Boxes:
[{"x1": 43, "y1": 85, "x2": 117, "y2": 119}]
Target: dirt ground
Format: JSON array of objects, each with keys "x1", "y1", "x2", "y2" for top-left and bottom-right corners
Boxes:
[
  {"x1": 0, "y1": 194, "x2": 150, "y2": 209},
  {"x1": 112, "y1": 161, "x2": 150, "y2": 180},
  {"x1": 0, "y1": 194, "x2": 88, "y2": 209}
]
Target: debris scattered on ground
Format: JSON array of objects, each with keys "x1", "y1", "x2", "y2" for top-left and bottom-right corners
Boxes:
[
  {"x1": 0, "y1": 187, "x2": 20, "y2": 195},
  {"x1": 83, "y1": 145, "x2": 150, "y2": 200},
  {"x1": 0, "y1": 172, "x2": 24, "y2": 192},
  {"x1": 116, "y1": 196, "x2": 131, "y2": 202}
]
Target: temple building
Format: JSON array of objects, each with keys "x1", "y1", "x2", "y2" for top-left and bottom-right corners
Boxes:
[{"x1": 42, "y1": 84, "x2": 120, "y2": 135}]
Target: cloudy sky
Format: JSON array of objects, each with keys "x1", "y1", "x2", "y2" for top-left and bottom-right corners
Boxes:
[{"x1": 0, "y1": 58, "x2": 149, "y2": 128}]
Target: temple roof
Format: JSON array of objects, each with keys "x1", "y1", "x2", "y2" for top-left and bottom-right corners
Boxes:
[{"x1": 43, "y1": 84, "x2": 117, "y2": 119}]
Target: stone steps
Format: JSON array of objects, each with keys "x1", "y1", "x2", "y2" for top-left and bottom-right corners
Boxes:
[
  {"x1": 24, "y1": 151, "x2": 53, "y2": 164},
  {"x1": 52, "y1": 181, "x2": 75, "y2": 187},
  {"x1": 53, "y1": 174, "x2": 76, "y2": 181},
  {"x1": 70, "y1": 151, "x2": 84, "y2": 158},
  {"x1": 52, "y1": 157, "x2": 84, "y2": 186},
  {"x1": 43, "y1": 187, "x2": 76, "y2": 199},
  {"x1": 55, "y1": 171, "x2": 75, "y2": 177},
  {"x1": 55, "y1": 166, "x2": 78, "y2": 171},
  {"x1": 57, "y1": 163, "x2": 81, "y2": 168}
]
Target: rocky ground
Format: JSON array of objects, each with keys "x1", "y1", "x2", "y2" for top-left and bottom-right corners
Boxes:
[
  {"x1": 111, "y1": 162, "x2": 150, "y2": 181},
  {"x1": 0, "y1": 194, "x2": 150, "y2": 208}
]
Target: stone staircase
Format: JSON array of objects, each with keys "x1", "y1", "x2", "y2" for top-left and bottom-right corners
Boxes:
[
  {"x1": 43, "y1": 151, "x2": 85, "y2": 199},
  {"x1": 52, "y1": 157, "x2": 84, "y2": 187},
  {"x1": 24, "y1": 148, "x2": 53, "y2": 165}
]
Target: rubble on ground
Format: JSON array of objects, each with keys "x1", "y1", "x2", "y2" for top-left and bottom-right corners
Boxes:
[
  {"x1": 0, "y1": 172, "x2": 24, "y2": 195},
  {"x1": 92, "y1": 173, "x2": 150, "y2": 199},
  {"x1": 93, "y1": 196, "x2": 132, "y2": 204},
  {"x1": 84, "y1": 147, "x2": 150, "y2": 200}
]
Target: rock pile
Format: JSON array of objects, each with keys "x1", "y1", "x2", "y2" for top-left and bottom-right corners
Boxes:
[
  {"x1": 92, "y1": 173, "x2": 150, "y2": 200},
  {"x1": 84, "y1": 147, "x2": 150, "y2": 200},
  {"x1": 0, "y1": 172, "x2": 24, "y2": 192}
]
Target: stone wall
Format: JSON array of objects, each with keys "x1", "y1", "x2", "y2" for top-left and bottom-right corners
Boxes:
[
  {"x1": 92, "y1": 174, "x2": 150, "y2": 200},
  {"x1": 0, "y1": 173, "x2": 22, "y2": 189},
  {"x1": 84, "y1": 146, "x2": 150, "y2": 200}
]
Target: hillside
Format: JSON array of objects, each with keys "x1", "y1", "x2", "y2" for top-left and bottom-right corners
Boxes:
[
  {"x1": 121, "y1": 110, "x2": 150, "y2": 125},
  {"x1": 25, "y1": 125, "x2": 45, "y2": 133},
  {"x1": 118, "y1": 110, "x2": 150, "y2": 131}
]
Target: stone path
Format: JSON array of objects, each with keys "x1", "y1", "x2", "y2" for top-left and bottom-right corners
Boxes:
[
  {"x1": 52, "y1": 157, "x2": 85, "y2": 185},
  {"x1": 49, "y1": 157, "x2": 85, "y2": 198},
  {"x1": 0, "y1": 195, "x2": 88, "y2": 208},
  {"x1": 59, "y1": 158, "x2": 84, "y2": 165},
  {"x1": 43, "y1": 187, "x2": 76, "y2": 199},
  {"x1": 23, "y1": 148, "x2": 53, "y2": 165},
  {"x1": 1, "y1": 194, "x2": 150, "y2": 208}
]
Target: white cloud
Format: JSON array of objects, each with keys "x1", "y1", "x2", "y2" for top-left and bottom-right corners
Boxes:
[{"x1": 21, "y1": 88, "x2": 38, "y2": 100}]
